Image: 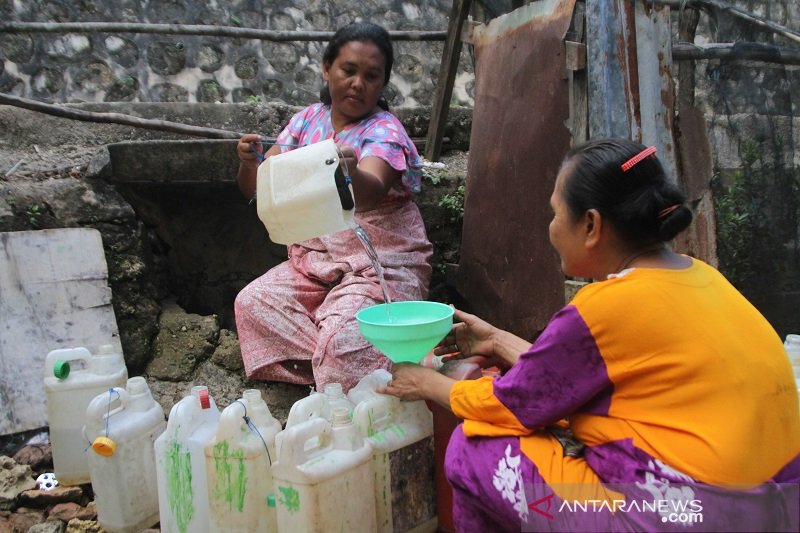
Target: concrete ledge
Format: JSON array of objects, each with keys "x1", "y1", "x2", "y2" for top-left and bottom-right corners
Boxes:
[{"x1": 102, "y1": 139, "x2": 239, "y2": 184}]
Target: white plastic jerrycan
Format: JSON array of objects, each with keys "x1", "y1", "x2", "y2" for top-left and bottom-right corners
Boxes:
[
  {"x1": 785, "y1": 335, "x2": 800, "y2": 380},
  {"x1": 155, "y1": 385, "x2": 220, "y2": 533},
  {"x1": 272, "y1": 407, "x2": 376, "y2": 532},
  {"x1": 257, "y1": 138, "x2": 356, "y2": 245},
  {"x1": 351, "y1": 369, "x2": 436, "y2": 533},
  {"x1": 85, "y1": 376, "x2": 165, "y2": 533},
  {"x1": 44, "y1": 344, "x2": 128, "y2": 486},
  {"x1": 205, "y1": 389, "x2": 281, "y2": 533},
  {"x1": 285, "y1": 390, "x2": 331, "y2": 429}
]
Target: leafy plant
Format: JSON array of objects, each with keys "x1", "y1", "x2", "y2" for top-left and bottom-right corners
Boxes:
[
  {"x1": 713, "y1": 141, "x2": 800, "y2": 293},
  {"x1": 422, "y1": 167, "x2": 446, "y2": 185},
  {"x1": 26, "y1": 204, "x2": 42, "y2": 228},
  {"x1": 438, "y1": 183, "x2": 465, "y2": 224},
  {"x1": 245, "y1": 94, "x2": 262, "y2": 104}
]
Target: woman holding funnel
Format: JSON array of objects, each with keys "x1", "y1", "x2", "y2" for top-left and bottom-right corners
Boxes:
[
  {"x1": 234, "y1": 22, "x2": 432, "y2": 391},
  {"x1": 381, "y1": 139, "x2": 800, "y2": 531}
]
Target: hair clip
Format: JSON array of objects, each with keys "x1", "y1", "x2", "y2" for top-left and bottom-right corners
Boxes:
[
  {"x1": 657, "y1": 204, "x2": 680, "y2": 219},
  {"x1": 621, "y1": 146, "x2": 657, "y2": 172}
]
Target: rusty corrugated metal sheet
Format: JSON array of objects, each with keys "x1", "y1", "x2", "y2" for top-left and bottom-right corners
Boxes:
[
  {"x1": 586, "y1": 0, "x2": 717, "y2": 263},
  {"x1": 456, "y1": 0, "x2": 576, "y2": 340}
]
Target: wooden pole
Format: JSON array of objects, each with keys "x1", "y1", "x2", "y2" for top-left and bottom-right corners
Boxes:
[
  {"x1": 0, "y1": 22, "x2": 446, "y2": 42},
  {"x1": 0, "y1": 93, "x2": 243, "y2": 139},
  {"x1": 424, "y1": 0, "x2": 473, "y2": 162},
  {"x1": 656, "y1": 0, "x2": 800, "y2": 44},
  {"x1": 672, "y1": 42, "x2": 800, "y2": 65}
]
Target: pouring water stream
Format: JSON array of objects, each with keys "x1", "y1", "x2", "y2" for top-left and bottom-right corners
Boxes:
[{"x1": 353, "y1": 225, "x2": 393, "y2": 322}]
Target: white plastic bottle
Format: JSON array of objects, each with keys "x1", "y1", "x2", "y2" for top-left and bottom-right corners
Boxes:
[
  {"x1": 352, "y1": 370, "x2": 436, "y2": 532},
  {"x1": 155, "y1": 386, "x2": 220, "y2": 533},
  {"x1": 44, "y1": 344, "x2": 128, "y2": 486},
  {"x1": 85, "y1": 376, "x2": 165, "y2": 533},
  {"x1": 205, "y1": 389, "x2": 281, "y2": 533},
  {"x1": 272, "y1": 407, "x2": 376, "y2": 532}
]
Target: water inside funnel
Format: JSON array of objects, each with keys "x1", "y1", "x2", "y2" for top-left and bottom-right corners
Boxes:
[{"x1": 353, "y1": 224, "x2": 393, "y2": 321}]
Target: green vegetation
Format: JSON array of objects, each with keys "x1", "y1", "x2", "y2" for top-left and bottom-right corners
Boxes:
[
  {"x1": 712, "y1": 140, "x2": 800, "y2": 294},
  {"x1": 438, "y1": 183, "x2": 465, "y2": 224},
  {"x1": 26, "y1": 204, "x2": 42, "y2": 228}
]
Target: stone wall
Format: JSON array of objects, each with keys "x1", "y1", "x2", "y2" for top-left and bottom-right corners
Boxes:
[{"x1": 0, "y1": 0, "x2": 476, "y2": 107}]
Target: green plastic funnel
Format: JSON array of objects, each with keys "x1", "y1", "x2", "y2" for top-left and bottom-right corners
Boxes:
[{"x1": 356, "y1": 301, "x2": 454, "y2": 364}]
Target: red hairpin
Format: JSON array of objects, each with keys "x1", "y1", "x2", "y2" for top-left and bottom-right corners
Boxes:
[
  {"x1": 621, "y1": 146, "x2": 657, "y2": 172},
  {"x1": 657, "y1": 204, "x2": 680, "y2": 219}
]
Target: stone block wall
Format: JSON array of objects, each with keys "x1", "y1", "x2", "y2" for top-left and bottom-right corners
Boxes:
[{"x1": 0, "y1": 0, "x2": 476, "y2": 107}]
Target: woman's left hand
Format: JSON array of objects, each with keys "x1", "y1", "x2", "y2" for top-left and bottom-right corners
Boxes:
[
  {"x1": 378, "y1": 363, "x2": 434, "y2": 401},
  {"x1": 378, "y1": 363, "x2": 456, "y2": 410}
]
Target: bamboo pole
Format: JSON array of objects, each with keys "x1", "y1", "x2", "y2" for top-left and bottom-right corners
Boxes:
[
  {"x1": 656, "y1": 0, "x2": 800, "y2": 44},
  {"x1": 0, "y1": 93, "x2": 243, "y2": 139},
  {"x1": 672, "y1": 42, "x2": 800, "y2": 65},
  {"x1": 0, "y1": 22, "x2": 446, "y2": 42}
]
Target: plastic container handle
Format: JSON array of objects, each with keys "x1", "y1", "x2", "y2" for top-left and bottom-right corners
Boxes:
[
  {"x1": 277, "y1": 417, "x2": 331, "y2": 466},
  {"x1": 165, "y1": 395, "x2": 201, "y2": 436},
  {"x1": 45, "y1": 347, "x2": 92, "y2": 376},
  {"x1": 353, "y1": 395, "x2": 393, "y2": 437},
  {"x1": 85, "y1": 387, "x2": 129, "y2": 422},
  {"x1": 286, "y1": 393, "x2": 331, "y2": 428}
]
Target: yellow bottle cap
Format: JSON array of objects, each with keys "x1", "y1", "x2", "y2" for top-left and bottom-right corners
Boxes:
[{"x1": 92, "y1": 436, "x2": 116, "y2": 457}]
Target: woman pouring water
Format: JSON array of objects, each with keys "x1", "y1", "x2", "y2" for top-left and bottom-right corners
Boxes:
[
  {"x1": 234, "y1": 22, "x2": 432, "y2": 391},
  {"x1": 381, "y1": 139, "x2": 800, "y2": 532}
]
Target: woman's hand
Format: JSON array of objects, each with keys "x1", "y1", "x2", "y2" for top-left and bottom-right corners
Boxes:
[
  {"x1": 378, "y1": 363, "x2": 455, "y2": 409},
  {"x1": 434, "y1": 308, "x2": 496, "y2": 358},
  {"x1": 336, "y1": 144, "x2": 358, "y2": 181},
  {"x1": 235, "y1": 133, "x2": 281, "y2": 199},
  {"x1": 336, "y1": 142, "x2": 400, "y2": 211},
  {"x1": 237, "y1": 133, "x2": 264, "y2": 165},
  {"x1": 434, "y1": 308, "x2": 530, "y2": 368}
]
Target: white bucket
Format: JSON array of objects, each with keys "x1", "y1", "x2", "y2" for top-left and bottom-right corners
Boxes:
[
  {"x1": 352, "y1": 370, "x2": 435, "y2": 532},
  {"x1": 85, "y1": 377, "x2": 165, "y2": 533},
  {"x1": 256, "y1": 138, "x2": 355, "y2": 245},
  {"x1": 205, "y1": 389, "x2": 281, "y2": 533},
  {"x1": 44, "y1": 344, "x2": 128, "y2": 486},
  {"x1": 155, "y1": 385, "x2": 220, "y2": 533},
  {"x1": 272, "y1": 408, "x2": 376, "y2": 532}
]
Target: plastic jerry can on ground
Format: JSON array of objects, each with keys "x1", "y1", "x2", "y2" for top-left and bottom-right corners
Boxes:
[
  {"x1": 785, "y1": 335, "x2": 800, "y2": 406},
  {"x1": 351, "y1": 369, "x2": 436, "y2": 533},
  {"x1": 785, "y1": 335, "x2": 800, "y2": 381},
  {"x1": 84, "y1": 376, "x2": 165, "y2": 533},
  {"x1": 205, "y1": 389, "x2": 281, "y2": 533},
  {"x1": 155, "y1": 385, "x2": 220, "y2": 533},
  {"x1": 44, "y1": 344, "x2": 128, "y2": 486},
  {"x1": 284, "y1": 382, "x2": 351, "y2": 430},
  {"x1": 272, "y1": 407, "x2": 376, "y2": 533}
]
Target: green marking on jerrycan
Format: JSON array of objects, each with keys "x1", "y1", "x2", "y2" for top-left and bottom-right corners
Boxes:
[
  {"x1": 278, "y1": 485, "x2": 300, "y2": 513},
  {"x1": 165, "y1": 439, "x2": 194, "y2": 533},
  {"x1": 212, "y1": 440, "x2": 247, "y2": 512}
]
